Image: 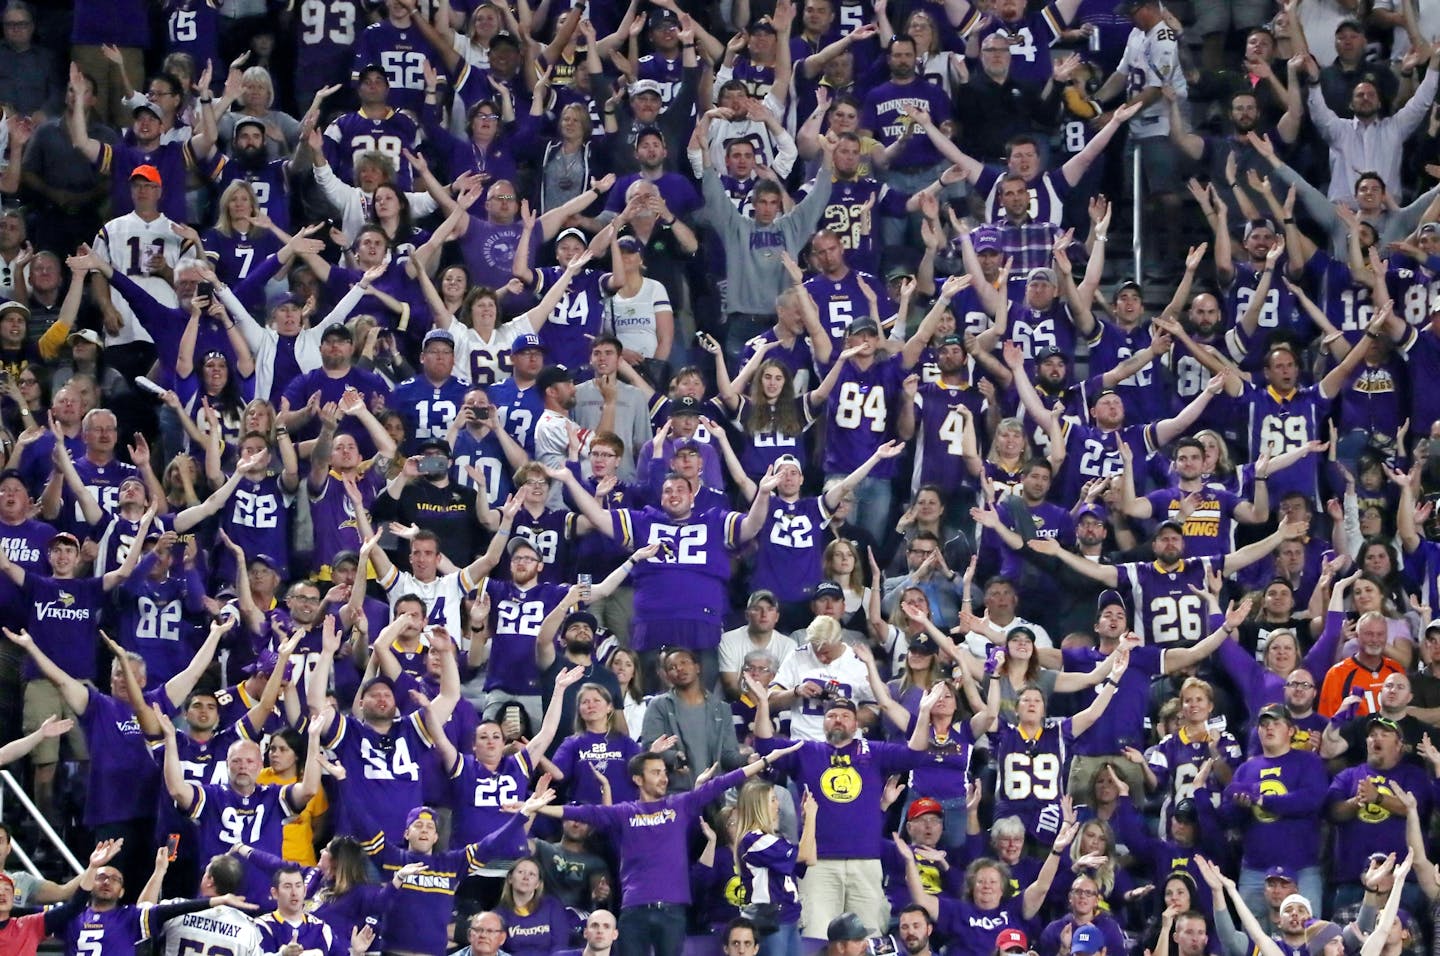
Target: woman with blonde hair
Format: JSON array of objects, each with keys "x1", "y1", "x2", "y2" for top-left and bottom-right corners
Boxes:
[
  {"x1": 731, "y1": 779, "x2": 818, "y2": 956},
  {"x1": 549, "y1": 683, "x2": 644, "y2": 804},
  {"x1": 494, "y1": 857, "x2": 574, "y2": 956},
  {"x1": 204, "y1": 180, "x2": 289, "y2": 286}
]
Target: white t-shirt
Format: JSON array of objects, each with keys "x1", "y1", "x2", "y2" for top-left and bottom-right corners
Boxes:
[
  {"x1": 1119, "y1": 21, "x2": 1186, "y2": 139},
  {"x1": 718, "y1": 627, "x2": 799, "y2": 675},
  {"x1": 961, "y1": 617, "x2": 1054, "y2": 658},
  {"x1": 772, "y1": 643, "x2": 875, "y2": 741},
  {"x1": 606, "y1": 278, "x2": 671, "y2": 359}
]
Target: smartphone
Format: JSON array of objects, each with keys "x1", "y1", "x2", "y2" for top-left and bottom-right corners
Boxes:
[
  {"x1": 868, "y1": 935, "x2": 898, "y2": 955},
  {"x1": 196, "y1": 281, "x2": 215, "y2": 299},
  {"x1": 417, "y1": 455, "x2": 448, "y2": 477},
  {"x1": 167, "y1": 833, "x2": 181, "y2": 861},
  {"x1": 578, "y1": 573, "x2": 592, "y2": 600},
  {"x1": 1205, "y1": 715, "x2": 1227, "y2": 735}
]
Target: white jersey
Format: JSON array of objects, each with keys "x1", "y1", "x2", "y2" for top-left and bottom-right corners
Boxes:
[
  {"x1": 772, "y1": 642, "x2": 875, "y2": 742},
  {"x1": 452, "y1": 314, "x2": 536, "y2": 388},
  {"x1": 93, "y1": 211, "x2": 197, "y2": 347},
  {"x1": 1118, "y1": 21, "x2": 1186, "y2": 139},
  {"x1": 379, "y1": 566, "x2": 477, "y2": 645},
  {"x1": 161, "y1": 904, "x2": 263, "y2": 956}
]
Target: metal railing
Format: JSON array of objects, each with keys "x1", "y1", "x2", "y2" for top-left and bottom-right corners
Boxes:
[
  {"x1": 0, "y1": 769, "x2": 83, "y2": 878},
  {"x1": 1133, "y1": 146, "x2": 1143, "y2": 281}
]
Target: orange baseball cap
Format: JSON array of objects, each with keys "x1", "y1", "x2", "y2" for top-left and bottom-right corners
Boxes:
[{"x1": 130, "y1": 164, "x2": 162, "y2": 186}]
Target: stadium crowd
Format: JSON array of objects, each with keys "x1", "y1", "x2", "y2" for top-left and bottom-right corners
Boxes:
[{"x1": 8, "y1": 0, "x2": 1440, "y2": 954}]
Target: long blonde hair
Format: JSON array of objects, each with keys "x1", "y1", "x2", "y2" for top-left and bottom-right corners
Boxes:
[
  {"x1": 731, "y1": 778, "x2": 779, "y2": 881},
  {"x1": 214, "y1": 180, "x2": 260, "y2": 238}
]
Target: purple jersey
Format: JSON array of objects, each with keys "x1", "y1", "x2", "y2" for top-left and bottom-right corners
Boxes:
[
  {"x1": 1120, "y1": 557, "x2": 1219, "y2": 646},
  {"x1": 1225, "y1": 258, "x2": 1302, "y2": 353},
  {"x1": 535, "y1": 266, "x2": 611, "y2": 370},
  {"x1": 1144, "y1": 487, "x2": 1242, "y2": 557},
  {"x1": 1304, "y1": 251, "x2": 1373, "y2": 343},
  {"x1": 751, "y1": 495, "x2": 831, "y2": 603},
  {"x1": 824, "y1": 355, "x2": 909, "y2": 476},
  {"x1": 1088, "y1": 318, "x2": 1169, "y2": 422},
  {"x1": 1005, "y1": 299, "x2": 1080, "y2": 363},
  {"x1": 349, "y1": 20, "x2": 439, "y2": 114},
  {"x1": 935, "y1": 896, "x2": 1029, "y2": 956},
  {"x1": 254, "y1": 913, "x2": 340, "y2": 956},
  {"x1": 218, "y1": 473, "x2": 291, "y2": 579},
  {"x1": 992, "y1": 716, "x2": 1073, "y2": 841},
  {"x1": 63, "y1": 904, "x2": 164, "y2": 956},
  {"x1": 164, "y1": 0, "x2": 220, "y2": 75},
  {"x1": 81, "y1": 687, "x2": 169, "y2": 826},
  {"x1": 325, "y1": 711, "x2": 434, "y2": 844},
  {"x1": 449, "y1": 751, "x2": 533, "y2": 855},
  {"x1": 22, "y1": 574, "x2": 106, "y2": 681},
  {"x1": 1147, "y1": 728, "x2": 1242, "y2": 806},
  {"x1": 510, "y1": 508, "x2": 574, "y2": 585},
  {"x1": 729, "y1": 55, "x2": 778, "y2": 99},
  {"x1": 281, "y1": 366, "x2": 390, "y2": 450},
  {"x1": 976, "y1": 167, "x2": 1069, "y2": 226},
  {"x1": 611, "y1": 507, "x2": 744, "y2": 643},
  {"x1": 810, "y1": 178, "x2": 908, "y2": 276},
  {"x1": 186, "y1": 782, "x2": 297, "y2": 903},
  {"x1": 482, "y1": 578, "x2": 568, "y2": 693},
  {"x1": 1057, "y1": 419, "x2": 1156, "y2": 504},
  {"x1": 293, "y1": 0, "x2": 361, "y2": 80},
  {"x1": 96, "y1": 139, "x2": 204, "y2": 224},
  {"x1": 737, "y1": 830, "x2": 803, "y2": 922},
  {"x1": 1244, "y1": 383, "x2": 1328, "y2": 504},
  {"x1": 1064, "y1": 644, "x2": 1162, "y2": 756},
  {"x1": 976, "y1": 7, "x2": 1067, "y2": 87},
  {"x1": 202, "y1": 226, "x2": 284, "y2": 285},
  {"x1": 803, "y1": 268, "x2": 894, "y2": 350},
  {"x1": 69, "y1": 456, "x2": 139, "y2": 531},
  {"x1": 722, "y1": 395, "x2": 816, "y2": 479},
  {"x1": 119, "y1": 559, "x2": 204, "y2": 685},
  {"x1": 323, "y1": 108, "x2": 420, "y2": 189},
  {"x1": 0, "y1": 518, "x2": 54, "y2": 571},
  {"x1": 635, "y1": 54, "x2": 684, "y2": 105},
  {"x1": 915, "y1": 381, "x2": 985, "y2": 493},
  {"x1": 308, "y1": 467, "x2": 384, "y2": 575},
  {"x1": 859, "y1": 80, "x2": 952, "y2": 169}
]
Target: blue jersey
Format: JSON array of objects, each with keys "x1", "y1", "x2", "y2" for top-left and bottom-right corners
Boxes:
[
  {"x1": 804, "y1": 269, "x2": 894, "y2": 351},
  {"x1": 451, "y1": 427, "x2": 513, "y2": 508},
  {"x1": 350, "y1": 20, "x2": 439, "y2": 114},
  {"x1": 392, "y1": 375, "x2": 470, "y2": 453},
  {"x1": 1120, "y1": 556, "x2": 1219, "y2": 646},
  {"x1": 751, "y1": 495, "x2": 831, "y2": 603},
  {"x1": 535, "y1": 266, "x2": 611, "y2": 370},
  {"x1": 487, "y1": 377, "x2": 543, "y2": 455}
]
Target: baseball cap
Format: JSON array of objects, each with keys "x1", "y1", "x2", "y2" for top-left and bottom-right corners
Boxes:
[
  {"x1": 812, "y1": 581, "x2": 844, "y2": 601},
  {"x1": 356, "y1": 63, "x2": 389, "y2": 84},
  {"x1": 248, "y1": 553, "x2": 282, "y2": 573},
  {"x1": 1115, "y1": 0, "x2": 1159, "y2": 13},
  {"x1": 828, "y1": 914, "x2": 869, "y2": 942},
  {"x1": 846, "y1": 316, "x2": 881, "y2": 336},
  {"x1": 1265, "y1": 865, "x2": 1298, "y2": 884},
  {"x1": 417, "y1": 437, "x2": 451, "y2": 456},
  {"x1": 234, "y1": 115, "x2": 267, "y2": 135},
  {"x1": 320, "y1": 323, "x2": 353, "y2": 341},
  {"x1": 747, "y1": 590, "x2": 778, "y2": 609},
  {"x1": 1257, "y1": 702, "x2": 1293, "y2": 723},
  {"x1": 971, "y1": 226, "x2": 1002, "y2": 252},
  {"x1": 536, "y1": 365, "x2": 575, "y2": 392},
  {"x1": 667, "y1": 395, "x2": 703, "y2": 416},
  {"x1": 1335, "y1": 17, "x2": 1365, "y2": 33},
  {"x1": 1097, "y1": 589, "x2": 1126, "y2": 612},
  {"x1": 130, "y1": 163, "x2": 162, "y2": 184},
  {"x1": 360, "y1": 673, "x2": 396, "y2": 695},
  {"x1": 1027, "y1": 267, "x2": 1057, "y2": 285},
  {"x1": 1171, "y1": 798, "x2": 1199, "y2": 823},
  {"x1": 773, "y1": 454, "x2": 804, "y2": 472},
  {"x1": 1368, "y1": 715, "x2": 1403, "y2": 736},
  {"x1": 670, "y1": 438, "x2": 701, "y2": 457},
  {"x1": 1114, "y1": 278, "x2": 1143, "y2": 298},
  {"x1": 996, "y1": 928, "x2": 1029, "y2": 953},
  {"x1": 0, "y1": 301, "x2": 30, "y2": 320},
  {"x1": 561, "y1": 610, "x2": 599, "y2": 635},
  {"x1": 825, "y1": 697, "x2": 858, "y2": 714},
  {"x1": 1071, "y1": 925, "x2": 1105, "y2": 955},
  {"x1": 1281, "y1": 893, "x2": 1313, "y2": 914},
  {"x1": 49, "y1": 531, "x2": 80, "y2": 550},
  {"x1": 617, "y1": 235, "x2": 644, "y2": 253},
  {"x1": 907, "y1": 796, "x2": 943, "y2": 821},
  {"x1": 630, "y1": 79, "x2": 664, "y2": 98},
  {"x1": 939, "y1": 334, "x2": 965, "y2": 349},
  {"x1": 68, "y1": 328, "x2": 103, "y2": 348},
  {"x1": 1425, "y1": 618, "x2": 1440, "y2": 637},
  {"x1": 1154, "y1": 519, "x2": 1186, "y2": 537},
  {"x1": 242, "y1": 650, "x2": 281, "y2": 676},
  {"x1": 1243, "y1": 218, "x2": 1278, "y2": 240},
  {"x1": 511, "y1": 333, "x2": 545, "y2": 354},
  {"x1": 404, "y1": 806, "x2": 437, "y2": 830},
  {"x1": 1036, "y1": 345, "x2": 1067, "y2": 362},
  {"x1": 907, "y1": 634, "x2": 940, "y2": 656},
  {"x1": 506, "y1": 536, "x2": 542, "y2": 559},
  {"x1": 555, "y1": 227, "x2": 588, "y2": 247},
  {"x1": 132, "y1": 102, "x2": 163, "y2": 122},
  {"x1": 1088, "y1": 386, "x2": 1120, "y2": 407},
  {"x1": 422, "y1": 328, "x2": 455, "y2": 349},
  {"x1": 1076, "y1": 502, "x2": 1108, "y2": 523},
  {"x1": 748, "y1": 16, "x2": 777, "y2": 32},
  {"x1": 647, "y1": 8, "x2": 679, "y2": 26},
  {"x1": 885, "y1": 264, "x2": 915, "y2": 281}
]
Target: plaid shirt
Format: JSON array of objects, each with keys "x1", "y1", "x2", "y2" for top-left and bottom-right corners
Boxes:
[{"x1": 998, "y1": 217, "x2": 1066, "y2": 272}]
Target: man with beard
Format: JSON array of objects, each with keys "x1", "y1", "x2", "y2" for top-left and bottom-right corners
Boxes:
[
  {"x1": 533, "y1": 364, "x2": 603, "y2": 488},
  {"x1": 212, "y1": 117, "x2": 297, "y2": 230},
  {"x1": 1152, "y1": 276, "x2": 1237, "y2": 437},
  {"x1": 536, "y1": 568, "x2": 651, "y2": 732},
  {"x1": 895, "y1": 906, "x2": 937, "y2": 956},
  {"x1": 370, "y1": 438, "x2": 487, "y2": 569},
  {"x1": 1169, "y1": 90, "x2": 1300, "y2": 220}
]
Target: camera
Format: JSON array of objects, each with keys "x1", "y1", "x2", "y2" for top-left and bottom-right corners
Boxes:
[{"x1": 417, "y1": 456, "x2": 448, "y2": 477}]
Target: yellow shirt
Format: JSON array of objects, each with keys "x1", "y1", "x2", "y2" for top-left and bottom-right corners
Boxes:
[{"x1": 257, "y1": 767, "x2": 328, "y2": 866}]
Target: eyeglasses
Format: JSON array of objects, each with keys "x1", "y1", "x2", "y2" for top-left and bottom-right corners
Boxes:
[
  {"x1": 909, "y1": 548, "x2": 937, "y2": 557},
  {"x1": 2, "y1": 19, "x2": 31, "y2": 27},
  {"x1": 148, "y1": 88, "x2": 179, "y2": 98},
  {"x1": 590, "y1": 450, "x2": 618, "y2": 459},
  {"x1": 1070, "y1": 888, "x2": 1099, "y2": 897},
  {"x1": 1284, "y1": 680, "x2": 1314, "y2": 689},
  {"x1": 288, "y1": 594, "x2": 321, "y2": 604},
  {"x1": 490, "y1": 193, "x2": 516, "y2": 201},
  {"x1": 522, "y1": 478, "x2": 548, "y2": 487}
]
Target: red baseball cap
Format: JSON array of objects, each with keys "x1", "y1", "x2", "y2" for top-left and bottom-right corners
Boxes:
[
  {"x1": 130, "y1": 164, "x2": 162, "y2": 186},
  {"x1": 907, "y1": 797, "x2": 944, "y2": 821},
  {"x1": 996, "y1": 928, "x2": 1029, "y2": 952}
]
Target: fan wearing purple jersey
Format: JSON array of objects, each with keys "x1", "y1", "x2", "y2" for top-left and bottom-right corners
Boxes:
[
  {"x1": 349, "y1": 1, "x2": 440, "y2": 116},
  {"x1": 1028, "y1": 518, "x2": 1306, "y2": 645},
  {"x1": 992, "y1": 654, "x2": 1127, "y2": 841},
  {"x1": 306, "y1": 389, "x2": 397, "y2": 580},
  {"x1": 551, "y1": 461, "x2": 779, "y2": 682},
  {"x1": 210, "y1": 125, "x2": 297, "y2": 234},
  {"x1": 292, "y1": 0, "x2": 362, "y2": 109},
  {"x1": 156, "y1": 700, "x2": 324, "y2": 905},
  {"x1": 1118, "y1": 437, "x2": 1271, "y2": 558},
  {"x1": 513, "y1": 219, "x2": 623, "y2": 371},
  {"x1": 211, "y1": 432, "x2": 298, "y2": 584},
  {"x1": 802, "y1": 228, "x2": 896, "y2": 350},
  {"x1": 306, "y1": 616, "x2": 462, "y2": 846}
]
